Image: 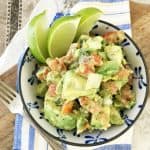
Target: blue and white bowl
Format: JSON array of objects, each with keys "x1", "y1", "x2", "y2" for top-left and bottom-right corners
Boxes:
[{"x1": 18, "y1": 20, "x2": 149, "y2": 146}]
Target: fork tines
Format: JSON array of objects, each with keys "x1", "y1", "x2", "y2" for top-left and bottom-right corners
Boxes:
[{"x1": 0, "y1": 80, "x2": 17, "y2": 104}]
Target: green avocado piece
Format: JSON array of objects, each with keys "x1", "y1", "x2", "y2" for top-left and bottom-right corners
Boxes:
[
  {"x1": 76, "y1": 108, "x2": 90, "y2": 134},
  {"x1": 44, "y1": 93, "x2": 77, "y2": 130},
  {"x1": 91, "y1": 106, "x2": 110, "y2": 130},
  {"x1": 46, "y1": 71, "x2": 61, "y2": 84},
  {"x1": 77, "y1": 116, "x2": 89, "y2": 134},
  {"x1": 103, "y1": 95, "x2": 113, "y2": 106},
  {"x1": 115, "y1": 80, "x2": 128, "y2": 90},
  {"x1": 56, "y1": 78, "x2": 63, "y2": 95},
  {"x1": 110, "y1": 107, "x2": 124, "y2": 125},
  {"x1": 36, "y1": 82, "x2": 48, "y2": 97},
  {"x1": 78, "y1": 35, "x2": 90, "y2": 47},
  {"x1": 97, "y1": 61, "x2": 120, "y2": 77},
  {"x1": 86, "y1": 73, "x2": 103, "y2": 90},
  {"x1": 62, "y1": 71, "x2": 97, "y2": 100},
  {"x1": 82, "y1": 36, "x2": 103, "y2": 51},
  {"x1": 98, "y1": 52, "x2": 108, "y2": 61},
  {"x1": 114, "y1": 91, "x2": 136, "y2": 109},
  {"x1": 105, "y1": 45, "x2": 123, "y2": 64},
  {"x1": 114, "y1": 97, "x2": 136, "y2": 109}
]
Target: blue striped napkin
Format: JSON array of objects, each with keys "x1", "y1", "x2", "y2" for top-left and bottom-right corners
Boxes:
[{"x1": 13, "y1": 0, "x2": 132, "y2": 150}]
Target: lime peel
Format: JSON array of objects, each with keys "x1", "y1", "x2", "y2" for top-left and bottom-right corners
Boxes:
[
  {"x1": 48, "y1": 15, "x2": 81, "y2": 58},
  {"x1": 74, "y1": 7, "x2": 103, "y2": 41},
  {"x1": 27, "y1": 10, "x2": 49, "y2": 63}
]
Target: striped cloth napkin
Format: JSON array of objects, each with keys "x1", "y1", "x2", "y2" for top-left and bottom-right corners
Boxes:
[{"x1": 12, "y1": 0, "x2": 132, "y2": 150}]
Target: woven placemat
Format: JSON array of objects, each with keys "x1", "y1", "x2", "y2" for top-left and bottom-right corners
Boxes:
[
  {"x1": 0, "y1": 0, "x2": 8, "y2": 56},
  {"x1": 0, "y1": 0, "x2": 39, "y2": 56}
]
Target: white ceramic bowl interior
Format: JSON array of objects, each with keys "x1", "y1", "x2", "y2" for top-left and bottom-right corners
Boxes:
[{"x1": 18, "y1": 20, "x2": 149, "y2": 146}]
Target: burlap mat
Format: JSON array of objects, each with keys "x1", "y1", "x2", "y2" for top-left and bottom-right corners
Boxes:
[{"x1": 0, "y1": 0, "x2": 39, "y2": 56}]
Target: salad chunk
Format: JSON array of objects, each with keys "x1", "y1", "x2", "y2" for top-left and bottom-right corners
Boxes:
[{"x1": 36, "y1": 31, "x2": 136, "y2": 134}]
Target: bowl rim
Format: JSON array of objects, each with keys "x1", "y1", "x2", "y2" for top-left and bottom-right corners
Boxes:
[{"x1": 18, "y1": 20, "x2": 149, "y2": 147}]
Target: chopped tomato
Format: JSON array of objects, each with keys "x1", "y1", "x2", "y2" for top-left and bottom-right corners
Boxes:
[
  {"x1": 91, "y1": 54, "x2": 103, "y2": 66},
  {"x1": 36, "y1": 67, "x2": 49, "y2": 81},
  {"x1": 47, "y1": 58, "x2": 66, "y2": 72},
  {"x1": 48, "y1": 83, "x2": 56, "y2": 97},
  {"x1": 61, "y1": 101, "x2": 74, "y2": 115},
  {"x1": 103, "y1": 31, "x2": 125, "y2": 43},
  {"x1": 78, "y1": 63, "x2": 95, "y2": 76},
  {"x1": 61, "y1": 53, "x2": 74, "y2": 64}
]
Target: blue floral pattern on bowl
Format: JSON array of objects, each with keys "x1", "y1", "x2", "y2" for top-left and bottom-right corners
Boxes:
[
  {"x1": 84, "y1": 132, "x2": 108, "y2": 144},
  {"x1": 27, "y1": 101, "x2": 39, "y2": 111},
  {"x1": 18, "y1": 20, "x2": 148, "y2": 146},
  {"x1": 134, "y1": 66, "x2": 147, "y2": 89},
  {"x1": 57, "y1": 128, "x2": 67, "y2": 139}
]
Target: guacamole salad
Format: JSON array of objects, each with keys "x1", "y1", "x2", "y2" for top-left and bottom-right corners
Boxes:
[{"x1": 36, "y1": 31, "x2": 136, "y2": 134}]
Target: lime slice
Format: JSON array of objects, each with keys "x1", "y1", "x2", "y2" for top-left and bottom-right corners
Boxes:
[
  {"x1": 27, "y1": 11, "x2": 49, "y2": 63},
  {"x1": 74, "y1": 7, "x2": 102, "y2": 41},
  {"x1": 48, "y1": 16, "x2": 81, "y2": 58}
]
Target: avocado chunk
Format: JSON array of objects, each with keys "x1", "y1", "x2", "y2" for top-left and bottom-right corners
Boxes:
[
  {"x1": 77, "y1": 116, "x2": 89, "y2": 134},
  {"x1": 115, "y1": 80, "x2": 128, "y2": 90},
  {"x1": 114, "y1": 85, "x2": 136, "y2": 109},
  {"x1": 91, "y1": 106, "x2": 110, "y2": 130},
  {"x1": 105, "y1": 45, "x2": 123, "y2": 64},
  {"x1": 36, "y1": 82, "x2": 48, "y2": 97},
  {"x1": 86, "y1": 73, "x2": 103, "y2": 90},
  {"x1": 110, "y1": 107, "x2": 124, "y2": 125},
  {"x1": 78, "y1": 35, "x2": 90, "y2": 47},
  {"x1": 62, "y1": 71, "x2": 97, "y2": 100},
  {"x1": 82, "y1": 36, "x2": 103, "y2": 51},
  {"x1": 114, "y1": 97, "x2": 136, "y2": 109},
  {"x1": 46, "y1": 71, "x2": 61, "y2": 84},
  {"x1": 103, "y1": 95, "x2": 113, "y2": 106},
  {"x1": 56, "y1": 78, "x2": 63, "y2": 95},
  {"x1": 97, "y1": 61, "x2": 120, "y2": 77},
  {"x1": 44, "y1": 93, "x2": 77, "y2": 130}
]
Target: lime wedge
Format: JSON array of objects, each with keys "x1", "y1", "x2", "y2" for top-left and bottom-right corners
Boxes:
[
  {"x1": 74, "y1": 7, "x2": 102, "y2": 41},
  {"x1": 27, "y1": 11, "x2": 49, "y2": 63},
  {"x1": 48, "y1": 16, "x2": 81, "y2": 58}
]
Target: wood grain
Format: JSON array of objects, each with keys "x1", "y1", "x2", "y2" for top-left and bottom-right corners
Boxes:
[
  {"x1": 0, "y1": 65, "x2": 17, "y2": 150},
  {"x1": 0, "y1": 1, "x2": 150, "y2": 150},
  {"x1": 0, "y1": 65, "x2": 17, "y2": 89},
  {"x1": 130, "y1": 2, "x2": 150, "y2": 76}
]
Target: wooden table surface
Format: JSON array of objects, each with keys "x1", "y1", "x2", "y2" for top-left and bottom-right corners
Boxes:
[{"x1": 0, "y1": 1, "x2": 150, "y2": 150}]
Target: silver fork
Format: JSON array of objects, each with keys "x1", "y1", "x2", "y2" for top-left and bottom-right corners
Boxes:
[
  {"x1": 0, "y1": 80, "x2": 23, "y2": 114},
  {"x1": 0, "y1": 80, "x2": 64, "y2": 150}
]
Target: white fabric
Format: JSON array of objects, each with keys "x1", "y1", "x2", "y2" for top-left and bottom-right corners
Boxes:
[{"x1": 132, "y1": 0, "x2": 150, "y2": 4}]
